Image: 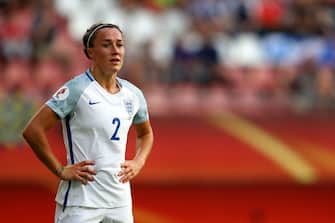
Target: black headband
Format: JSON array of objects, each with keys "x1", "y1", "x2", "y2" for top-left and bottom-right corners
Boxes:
[{"x1": 85, "y1": 24, "x2": 116, "y2": 49}]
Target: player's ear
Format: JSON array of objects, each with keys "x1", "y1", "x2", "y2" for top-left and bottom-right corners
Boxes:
[{"x1": 87, "y1": 48, "x2": 94, "y2": 59}]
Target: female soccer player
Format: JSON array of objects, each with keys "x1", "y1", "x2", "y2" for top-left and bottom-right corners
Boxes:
[{"x1": 23, "y1": 23, "x2": 154, "y2": 223}]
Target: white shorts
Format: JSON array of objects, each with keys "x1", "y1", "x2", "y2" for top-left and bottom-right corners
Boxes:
[{"x1": 55, "y1": 203, "x2": 133, "y2": 223}]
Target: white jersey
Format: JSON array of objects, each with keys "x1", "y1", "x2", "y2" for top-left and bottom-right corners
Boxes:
[{"x1": 46, "y1": 70, "x2": 149, "y2": 209}]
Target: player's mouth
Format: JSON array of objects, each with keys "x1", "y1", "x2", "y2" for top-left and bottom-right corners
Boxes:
[{"x1": 109, "y1": 58, "x2": 121, "y2": 64}]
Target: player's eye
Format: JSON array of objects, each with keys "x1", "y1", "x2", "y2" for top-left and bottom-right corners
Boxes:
[{"x1": 102, "y1": 43, "x2": 111, "y2": 48}]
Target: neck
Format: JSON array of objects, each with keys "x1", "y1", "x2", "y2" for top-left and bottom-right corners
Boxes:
[{"x1": 90, "y1": 66, "x2": 120, "y2": 94}]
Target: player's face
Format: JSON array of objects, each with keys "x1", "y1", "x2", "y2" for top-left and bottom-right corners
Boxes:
[{"x1": 90, "y1": 27, "x2": 125, "y2": 74}]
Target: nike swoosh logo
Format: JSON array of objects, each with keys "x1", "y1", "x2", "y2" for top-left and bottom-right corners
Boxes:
[{"x1": 89, "y1": 101, "x2": 101, "y2": 105}]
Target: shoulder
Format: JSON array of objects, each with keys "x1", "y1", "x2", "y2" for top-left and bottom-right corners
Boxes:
[
  {"x1": 51, "y1": 72, "x2": 92, "y2": 102},
  {"x1": 65, "y1": 73, "x2": 93, "y2": 92},
  {"x1": 118, "y1": 77, "x2": 145, "y2": 97}
]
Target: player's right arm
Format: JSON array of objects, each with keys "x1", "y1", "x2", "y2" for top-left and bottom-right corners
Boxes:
[{"x1": 22, "y1": 105, "x2": 96, "y2": 185}]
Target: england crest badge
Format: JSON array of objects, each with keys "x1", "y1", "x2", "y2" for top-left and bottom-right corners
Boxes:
[{"x1": 123, "y1": 99, "x2": 133, "y2": 119}]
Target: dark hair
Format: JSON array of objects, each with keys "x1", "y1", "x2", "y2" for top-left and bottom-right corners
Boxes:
[{"x1": 82, "y1": 23, "x2": 123, "y2": 59}]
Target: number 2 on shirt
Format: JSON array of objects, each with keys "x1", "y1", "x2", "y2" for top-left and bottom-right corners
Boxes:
[{"x1": 110, "y1": 117, "x2": 120, "y2": 141}]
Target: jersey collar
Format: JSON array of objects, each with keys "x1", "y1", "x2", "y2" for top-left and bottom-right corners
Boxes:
[{"x1": 85, "y1": 69, "x2": 122, "y2": 89}]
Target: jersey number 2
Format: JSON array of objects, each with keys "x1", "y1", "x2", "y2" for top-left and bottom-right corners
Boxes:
[{"x1": 110, "y1": 117, "x2": 121, "y2": 141}]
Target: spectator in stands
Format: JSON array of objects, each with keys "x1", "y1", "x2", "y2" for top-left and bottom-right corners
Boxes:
[
  {"x1": 168, "y1": 25, "x2": 219, "y2": 86},
  {"x1": 1, "y1": 0, "x2": 335, "y2": 114},
  {"x1": 0, "y1": 0, "x2": 33, "y2": 62},
  {"x1": 30, "y1": 0, "x2": 65, "y2": 61},
  {"x1": 315, "y1": 66, "x2": 335, "y2": 111},
  {"x1": 22, "y1": 23, "x2": 154, "y2": 223}
]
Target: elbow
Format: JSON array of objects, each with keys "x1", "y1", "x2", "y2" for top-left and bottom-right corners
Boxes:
[
  {"x1": 22, "y1": 125, "x2": 31, "y2": 142},
  {"x1": 22, "y1": 123, "x2": 36, "y2": 142},
  {"x1": 146, "y1": 131, "x2": 154, "y2": 148},
  {"x1": 147, "y1": 127, "x2": 154, "y2": 143}
]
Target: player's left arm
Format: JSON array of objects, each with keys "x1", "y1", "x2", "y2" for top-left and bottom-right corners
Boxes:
[{"x1": 118, "y1": 120, "x2": 153, "y2": 183}]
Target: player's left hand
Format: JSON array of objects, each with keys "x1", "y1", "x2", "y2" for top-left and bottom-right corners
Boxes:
[{"x1": 117, "y1": 160, "x2": 144, "y2": 183}]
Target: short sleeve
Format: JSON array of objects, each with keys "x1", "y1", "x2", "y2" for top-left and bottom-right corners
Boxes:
[
  {"x1": 46, "y1": 74, "x2": 91, "y2": 119},
  {"x1": 133, "y1": 90, "x2": 149, "y2": 124}
]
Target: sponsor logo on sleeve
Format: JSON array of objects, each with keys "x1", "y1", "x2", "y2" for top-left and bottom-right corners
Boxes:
[{"x1": 53, "y1": 86, "x2": 69, "y2": 101}]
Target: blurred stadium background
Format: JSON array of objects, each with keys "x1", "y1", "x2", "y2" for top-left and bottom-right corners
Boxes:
[{"x1": 1, "y1": 0, "x2": 335, "y2": 222}]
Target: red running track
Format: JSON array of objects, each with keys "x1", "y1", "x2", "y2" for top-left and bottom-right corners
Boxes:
[
  {"x1": 1, "y1": 114, "x2": 335, "y2": 222},
  {"x1": 1, "y1": 183, "x2": 335, "y2": 223}
]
